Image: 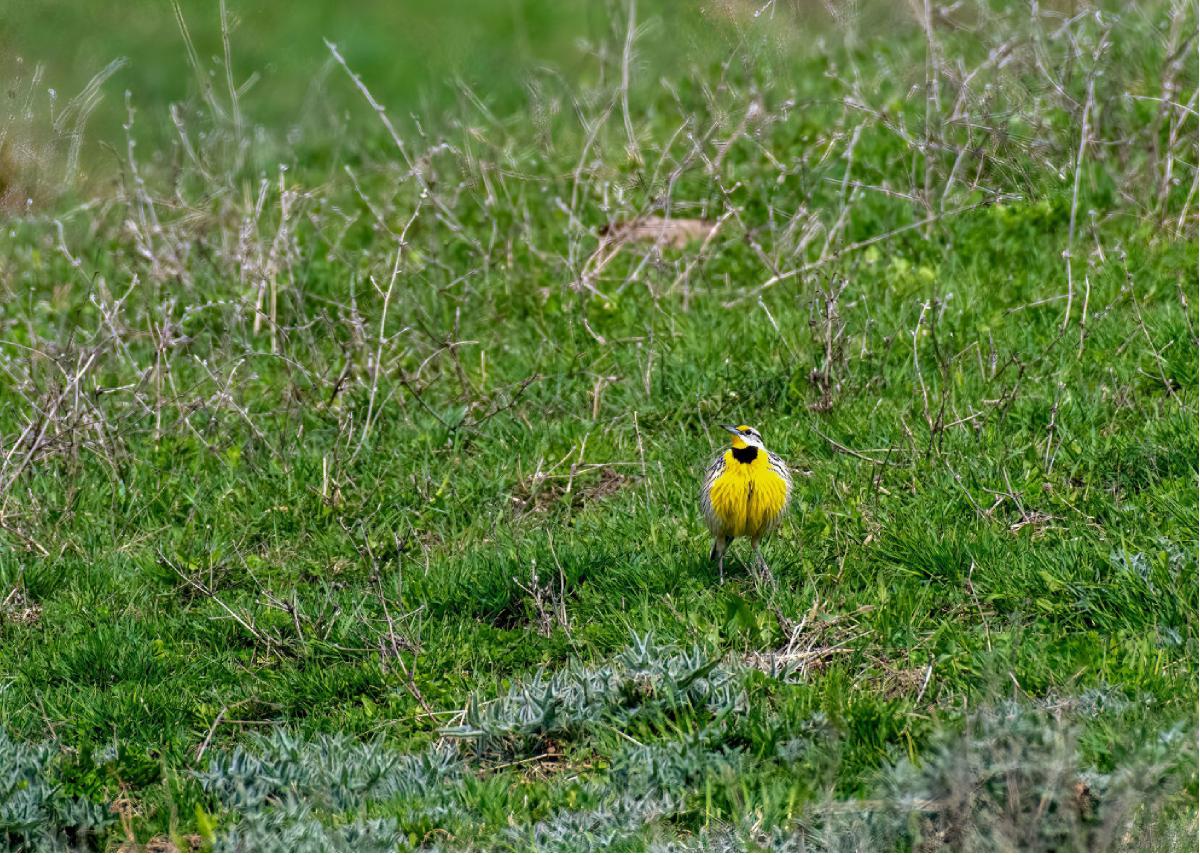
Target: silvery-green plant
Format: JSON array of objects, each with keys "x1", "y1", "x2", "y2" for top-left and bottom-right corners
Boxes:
[
  {"x1": 212, "y1": 810, "x2": 406, "y2": 853},
  {"x1": 443, "y1": 634, "x2": 744, "y2": 759},
  {"x1": 0, "y1": 730, "x2": 110, "y2": 852},
  {"x1": 510, "y1": 792, "x2": 676, "y2": 852},
  {"x1": 609, "y1": 730, "x2": 743, "y2": 800},
  {"x1": 506, "y1": 731, "x2": 742, "y2": 851},
  {"x1": 197, "y1": 732, "x2": 464, "y2": 852},
  {"x1": 798, "y1": 701, "x2": 1197, "y2": 852},
  {"x1": 197, "y1": 731, "x2": 462, "y2": 813}
]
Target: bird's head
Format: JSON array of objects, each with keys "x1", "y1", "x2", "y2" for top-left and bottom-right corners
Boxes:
[{"x1": 722, "y1": 424, "x2": 764, "y2": 450}]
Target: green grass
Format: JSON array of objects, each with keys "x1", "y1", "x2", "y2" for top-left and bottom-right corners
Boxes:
[{"x1": 0, "y1": 0, "x2": 1196, "y2": 850}]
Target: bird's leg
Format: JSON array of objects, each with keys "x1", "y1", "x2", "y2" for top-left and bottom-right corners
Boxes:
[
  {"x1": 752, "y1": 539, "x2": 775, "y2": 586},
  {"x1": 711, "y1": 537, "x2": 728, "y2": 584}
]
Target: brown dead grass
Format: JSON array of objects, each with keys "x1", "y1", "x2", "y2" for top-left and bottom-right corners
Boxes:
[
  {"x1": 1, "y1": 587, "x2": 42, "y2": 625},
  {"x1": 599, "y1": 216, "x2": 719, "y2": 249},
  {"x1": 743, "y1": 600, "x2": 870, "y2": 680},
  {"x1": 116, "y1": 834, "x2": 203, "y2": 853},
  {"x1": 510, "y1": 465, "x2": 630, "y2": 516}
]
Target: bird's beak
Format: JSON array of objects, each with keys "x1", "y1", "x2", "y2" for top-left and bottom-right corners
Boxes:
[{"x1": 721, "y1": 424, "x2": 741, "y2": 436}]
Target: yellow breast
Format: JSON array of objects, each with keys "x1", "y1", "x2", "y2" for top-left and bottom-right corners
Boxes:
[{"x1": 708, "y1": 450, "x2": 789, "y2": 538}]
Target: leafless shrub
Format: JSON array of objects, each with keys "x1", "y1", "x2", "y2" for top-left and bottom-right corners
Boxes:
[
  {"x1": 514, "y1": 557, "x2": 572, "y2": 639},
  {"x1": 807, "y1": 276, "x2": 849, "y2": 412}
]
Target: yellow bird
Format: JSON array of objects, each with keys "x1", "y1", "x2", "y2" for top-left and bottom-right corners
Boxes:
[{"x1": 700, "y1": 424, "x2": 793, "y2": 582}]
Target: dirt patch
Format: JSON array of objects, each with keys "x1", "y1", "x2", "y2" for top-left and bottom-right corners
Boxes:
[
  {"x1": 1, "y1": 588, "x2": 42, "y2": 625},
  {"x1": 743, "y1": 600, "x2": 870, "y2": 681},
  {"x1": 510, "y1": 465, "x2": 630, "y2": 516},
  {"x1": 503, "y1": 738, "x2": 569, "y2": 781},
  {"x1": 877, "y1": 663, "x2": 933, "y2": 700}
]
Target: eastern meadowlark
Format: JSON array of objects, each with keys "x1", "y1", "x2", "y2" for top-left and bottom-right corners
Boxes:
[{"x1": 700, "y1": 424, "x2": 792, "y2": 582}]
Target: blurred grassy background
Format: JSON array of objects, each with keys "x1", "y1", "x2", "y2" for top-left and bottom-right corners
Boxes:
[
  {"x1": 3, "y1": 0, "x2": 611, "y2": 110},
  {"x1": 0, "y1": 0, "x2": 915, "y2": 168},
  {"x1": 2, "y1": 1, "x2": 678, "y2": 147}
]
